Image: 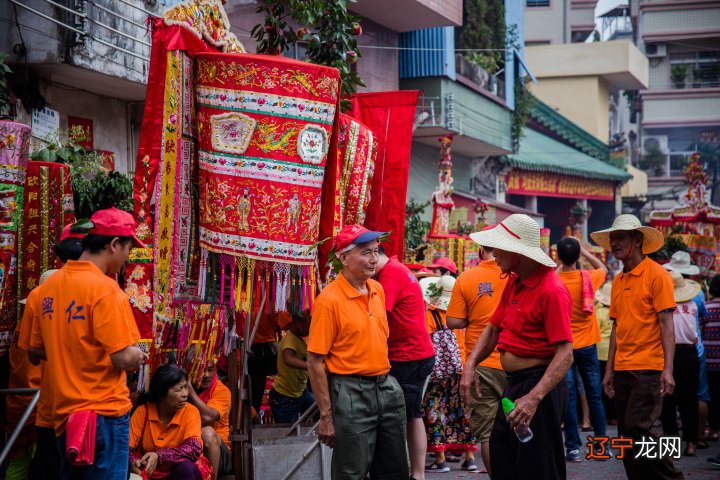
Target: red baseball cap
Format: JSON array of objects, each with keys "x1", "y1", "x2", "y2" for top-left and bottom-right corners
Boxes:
[
  {"x1": 428, "y1": 257, "x2": 457, "y2": 275},
  {"x1": 59, "y1": 223, "x2": 85, "y2": 242},
  {"x1": 88, "y1": 207, "x2": 146, "y2": 248},
  {"x1": 334, "y1": 224, "x2": 385, "y2": 252}
]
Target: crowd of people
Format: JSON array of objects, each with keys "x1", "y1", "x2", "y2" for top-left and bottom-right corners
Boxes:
[
  {"x1": 5, "y1": 207, "x2": 720, "y2": 480},
  {"x1": 6, "y1": 208, "x2": 233, "y2": 480}
]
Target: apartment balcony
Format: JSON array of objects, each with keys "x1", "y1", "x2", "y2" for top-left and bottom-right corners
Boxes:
[
  {"x1": 641, "y1": 88, "x2": 720, "y2": 129},
  {"x1": 401, "y1": 76, "x2": 514, "y2": 157},
  {"x1": 350, "y1": 0, "x2": 462, "y2": 32},
  {"x1": 640, "y1": 1, "x2": 720, "y2": 42},
  {"x1": 1, "y1": 0, "x2": 160, "y2": 100}
]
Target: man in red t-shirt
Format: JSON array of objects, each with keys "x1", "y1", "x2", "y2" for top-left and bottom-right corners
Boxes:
[
  {"x1": 460, "y1": 215, "x2": 573, "y2": 480},
  {"x1": 376, "y1": 247, "x2": 436, "y2": 480}
]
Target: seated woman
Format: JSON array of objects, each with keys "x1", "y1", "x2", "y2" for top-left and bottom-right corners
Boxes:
[{"x1": 129, "y1": 364, "x2": 212, "y2": 479}]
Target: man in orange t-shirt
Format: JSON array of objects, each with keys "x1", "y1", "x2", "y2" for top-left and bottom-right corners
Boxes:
[
  {"x1": 447, "y1": 227, "x2": 508, "y2": 476},
  {"x1": 591, "y1": 215, "x2": 683, "y2": 479},
  {"x1": 188, "y1": 360, "x2": 232, "y2": 479},
  {"x1": 555, "y1": 237, "x2": 607, "y2": 461},
  {"x1": 307, "y1": 225, "x2": 408, "y2": 479},
  {"x1": 29, "y1": 208, "x2": 147, "y2": 480},
  {"x1": 18, "y1": 224, "x2": 84, "y2": 480}
]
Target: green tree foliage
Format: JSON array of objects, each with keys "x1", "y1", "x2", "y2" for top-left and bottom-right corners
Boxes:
[
  {"x1": 456, "y1": 0, "x2": 506, "y2": 53},
  {"x1": 29, "y1": 130, "x2": 133, "y2": 218},
  {"x1": 251, "y1": 0, "x2": 365, "y2": 111}
]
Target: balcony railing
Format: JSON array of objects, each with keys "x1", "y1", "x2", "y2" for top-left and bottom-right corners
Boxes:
[
  {"x1": 455, "y1": 54, "x2": 505, "y2": 100},
  {"x1": 8, "y1": 0, "x2": 158, "y2": 83}
]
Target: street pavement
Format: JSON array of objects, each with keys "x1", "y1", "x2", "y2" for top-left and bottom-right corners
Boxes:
[{"x1": 424, "y1": 426, "x2": 720, "y2": 480}]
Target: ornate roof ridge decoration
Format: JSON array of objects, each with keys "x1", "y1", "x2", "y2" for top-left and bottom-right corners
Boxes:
[
  {"x1": 530, "y1": 99, "x2": 609, "y2": 162},
  {"x1": 163, "y1": 0, "x2": 245, "y2": 52}
]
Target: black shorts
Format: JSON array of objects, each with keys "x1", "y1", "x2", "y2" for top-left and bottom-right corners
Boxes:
[
  {"x1": 390, "y1": 355, "x2": 435, "y2": 421},
  {"x1": 219, "y1": 440, "x2": 233, "y2": 476}
]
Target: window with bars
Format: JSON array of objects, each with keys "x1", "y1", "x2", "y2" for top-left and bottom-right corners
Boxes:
[
  {"x1": 527, "y1": 0, "x2": 550, "y2": 6},
  {"x1": 669, "y1": 51, "x2": 720, "y2": 88}
]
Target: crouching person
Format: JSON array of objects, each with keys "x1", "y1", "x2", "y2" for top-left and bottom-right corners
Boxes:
[{"x1": 188, "y1": 361, "x2": 233, "y2": 479}]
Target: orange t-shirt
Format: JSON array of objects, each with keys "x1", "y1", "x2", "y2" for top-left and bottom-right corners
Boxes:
[
  {"x1": 6, "y1": 295, "x2": 44, "y2": 429},
  {"x1": 609, "y1": 257, "x2": 676, "y2": 371},
  {"x1": 446, "y1": 260, "x2": 508, "y2": 370},
  {"x1": 252, "y1": 311, "x2": 290, "y2": 344},
  {"x1": 308, "y1": 273, "x2": 390, "y2": 376},
  {"x1": 130, "y1": 402, "x2": 202, "y2": 454},
  {"x1": 29, "y1": 260, "x2": 141, "y2": 433},
  {"x1": 14, "y1": 287, "x2": 52, "y2": 428},
  {"x1": 558, "y1": 269, "x2": 606, "y2": 349},
  {"x1": 206, "y1": 380, "x2": 231, "y2": 447},
  {"x1": 425, "y1": 307, "x2": 466, "y2": 362}
]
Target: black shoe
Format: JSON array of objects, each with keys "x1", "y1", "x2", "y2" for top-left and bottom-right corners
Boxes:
[{"x1": 425, "y1": 461, "x2": 451, "y2": 473}]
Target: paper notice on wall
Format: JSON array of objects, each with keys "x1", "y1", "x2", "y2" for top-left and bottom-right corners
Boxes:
[{"x1": 31, "y1": 107, "x2": 60, "y2": 141}]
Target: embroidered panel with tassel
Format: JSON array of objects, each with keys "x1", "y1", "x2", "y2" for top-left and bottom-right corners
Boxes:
[{"x1": 195, "y1": 52, "x2": 339, "y2": 267}]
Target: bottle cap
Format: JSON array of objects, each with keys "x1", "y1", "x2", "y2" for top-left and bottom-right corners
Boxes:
[{"x1": 501, "y1": 397, "x2": 515, "y2": 415}]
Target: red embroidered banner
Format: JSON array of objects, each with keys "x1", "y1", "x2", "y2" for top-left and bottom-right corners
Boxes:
[
  {"x1": 19, "y1": 162, "x2": 75, "y2": 303},
  {"x1": 195, "y1": 52, "x2": 340, "y2": 265},
  {"x1": 0, "y1": 121, "x2": 30, "y2": 342},
  {"x1": 347, "y1": 91, "x2": 420, "y2": 260},
  {"x1": 133, "y1": 17, "x2": 217, "y2": 241},
  {"x1": 318, "y1": 113, "x2": 377, "y2": 278}
]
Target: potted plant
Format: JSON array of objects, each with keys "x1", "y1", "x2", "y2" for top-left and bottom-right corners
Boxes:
[{"x1": 671, "y1": 64, "x2": 688, "y2": 89}]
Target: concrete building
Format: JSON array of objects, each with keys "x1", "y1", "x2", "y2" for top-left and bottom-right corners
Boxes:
[
  {"x1": 525, "y1": 0, "x2": 598, "y2": 45},
  {"x1": 524, "y1": 41, "x2": 649, "y2": 144},
  {"x1": 2, "y1": 0, "x2": 462, "y2": 174},
  {"x1": 636, "y1": 0, "x2": 720, "y2": 211},
  {"x1": 0, "y1": 0, "x2": 159, "y2": 174}
]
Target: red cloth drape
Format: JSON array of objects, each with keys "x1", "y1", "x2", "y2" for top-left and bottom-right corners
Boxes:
[
  {"x1": 133, "y1": 17, "x2": 217, "y2": 237},
  {"x1": 347, "y1": 91, "x2": 419, "y2": 260}
]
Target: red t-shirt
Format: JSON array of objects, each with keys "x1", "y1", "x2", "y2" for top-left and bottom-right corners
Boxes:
[
  {"x1": 376, "y1": 256, "x2": 435, "y2": 362},
  {"x1": 490, "y1": 266, "x2": 573, "y2": 358}
]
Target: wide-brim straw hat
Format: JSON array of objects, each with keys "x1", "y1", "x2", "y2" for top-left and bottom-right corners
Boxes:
[
  {"x1": 663, "y1": 250, "x2": 700, "y2": 276},
  {"x1": 669, "y1": 270, "x2": 701, "y2": 303},
  {"x1": 595, "y1": 282, "x2": 612, "y2": 307},
  {"x1": 590, "y1": 214, "x2": 664, "y2": 255},
  {"x1": 419, "y1": 274, "x2": 456, "y2": 311},
  {"x1": 469, "y1": 214, "x2": 555, "y2": 268},
  {"x1": 19, "y1": 269, "x2": 58, "y2": 305}
]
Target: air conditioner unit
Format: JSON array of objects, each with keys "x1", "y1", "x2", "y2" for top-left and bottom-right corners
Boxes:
[
  {"x1": 643, "y1": 135, "x2": 669, "y2": 153},
  {"x1": 645, "y1": 43, "x2": 667, "y2": 58}
]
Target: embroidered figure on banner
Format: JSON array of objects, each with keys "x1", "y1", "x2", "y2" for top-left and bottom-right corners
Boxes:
[
  {"x1": 237, "y1": 187, "x2": 252, "y2": 231},
  {"x1": 287, "y1": 193, "x2": 300, "y2": 233}
]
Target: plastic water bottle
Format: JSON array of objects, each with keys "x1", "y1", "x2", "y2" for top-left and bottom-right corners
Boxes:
[{"x1": 502, "y1": 397, "x2": 534, "y2": 443}]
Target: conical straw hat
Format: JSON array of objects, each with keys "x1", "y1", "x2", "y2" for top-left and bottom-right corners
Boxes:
[
  {"x1": 469, "y1": 214, "x2": 555, "y2": 268},
  {"x1": 590, "y1": 214, "x2": 664, "y2": 255},
  {"x1": 669, "y1": 270, "x2": 701, "y2": 303}
]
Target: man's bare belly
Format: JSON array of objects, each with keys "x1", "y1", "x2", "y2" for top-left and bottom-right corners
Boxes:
[{"x1": 500, "y1": 351, "x2": 551, "y2": 373}]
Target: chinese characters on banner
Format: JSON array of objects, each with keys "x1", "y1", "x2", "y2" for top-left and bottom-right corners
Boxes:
[{"x1": 506, "y1": 170, "x2": 615, "y2": 200}]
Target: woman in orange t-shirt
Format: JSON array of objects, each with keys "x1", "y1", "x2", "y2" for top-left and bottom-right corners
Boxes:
[{"x1": 129, "y1": 365, "x2": 212, "y2": 480}]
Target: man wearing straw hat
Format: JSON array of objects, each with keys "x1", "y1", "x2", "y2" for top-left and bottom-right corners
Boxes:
[
  {"x1": 307, "y1": 225, "x2": 409, "y2": 480},
  {"x1": 590, "y1": 214, "x2": 684, "y2": 479},
  {"x1": 448, "y1": 224, "x2": 508, "y2": 476},
  {"x1": 460, "y1": 214, "x2": 573, "y2": 479}
]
